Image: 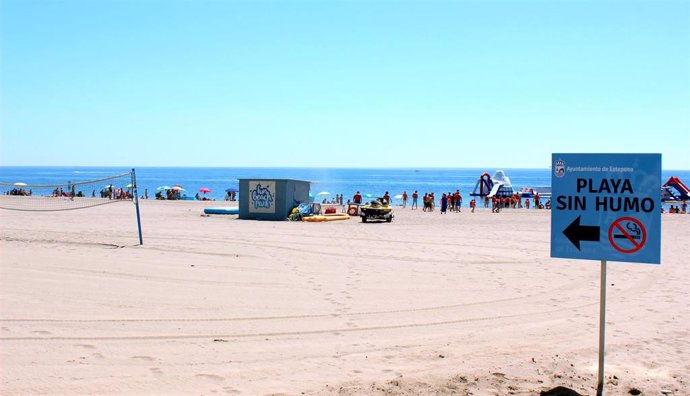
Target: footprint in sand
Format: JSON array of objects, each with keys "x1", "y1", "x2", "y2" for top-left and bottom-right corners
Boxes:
[
  {"x1": 75, "y1": 344, "x2": 96, "y2": 349},
  {"x1": 195, "y1": 373, "x2": 225, "y2": 382},
  {"x1": 131, "y1": 356, "x2": 155, "y2": 361},
  {"x1": 31, "y1": 330, "x2": 52, "y2": 335},
  {"x1": 150, "y1": 367, "x2": 163, "y2": 376}
]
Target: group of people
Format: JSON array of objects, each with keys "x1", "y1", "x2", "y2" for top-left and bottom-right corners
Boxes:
[
  {"x1": 346, "y1": 189, "x2": 556, "y2": 214},
  {"x1": 402, "y1": 191, "x2": 462, "y2": 213},
  {"x1": 665, "y1": 203, "x2": 687, "y2": 214},
  {"x1": 3, "y1": 185, "x2": 135, "y2": 200},
  {"x1": 481, "y1": 193, "x2": 548, "y2": 210},
  {"x1": 488, "y1": 195, "x2": 552, "y2": 212},
  {"x1": 195, "y1": 193, "x2": 214, "y2": 201},
  {"x1": 323, "y1": 194, "x2": 344, "y2": 205},
  {"x1": 99, "y1": 187, "x2": 132, "y2": 200},
  {"x1": 5, "y1": 188, "x2": 31, "y2": 196},
  {"x1": 351, "y1": 191, "x2": 392, "y2": 206},
  {"x1": 155, "y1": 189, "x2": 181, "y2": 200}
]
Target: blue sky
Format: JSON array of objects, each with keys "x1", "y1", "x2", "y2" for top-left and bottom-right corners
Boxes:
[{"x1": 1, "y1": 0, "x2": 688, "y2": 169}]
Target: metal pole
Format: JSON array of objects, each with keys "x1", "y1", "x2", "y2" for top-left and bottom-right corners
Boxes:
[
  {"x1": 597, "y1": 259, "x2": 607, "y2": 396},
  {"x1": 131, "y1": 168, "x2": 143, "y2": 245}
]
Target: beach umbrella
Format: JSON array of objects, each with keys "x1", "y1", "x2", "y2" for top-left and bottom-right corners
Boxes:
[
  {"x1": 13, "y1": 182, "x2": 27, "y2": 186},
  {"x1": 225, "y1": 187, "x2": 238, "y2": 193},
  {"x1": 104, "y1": 184, "x2": 114, "y2": 189},
  {"x1": 172, "y1": 186, "x2": 185, "y2": 191},
  {"x1": 126, "y1": 183, "x2": 134, "y2": 189},
  {"x1": 364, "y1": 193, "x2": 373, "y2": 198},
  {"x1": 157, "y1": 186, "x2": 171, "y2": 191},
  {"x1": 199, "y1": 187, "x2": 211, "y2": 194},
  {"x1": 317, "y1": 191, "x2": 330, "y2": 196}
]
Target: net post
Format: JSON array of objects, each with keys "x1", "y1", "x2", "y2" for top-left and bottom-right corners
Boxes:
[
  {"x1": 131, "y1": 168, "x2": 143, "y2": 245},
  {"x1": 597, "y1": 259, "x2": 607, "y2": 396}
]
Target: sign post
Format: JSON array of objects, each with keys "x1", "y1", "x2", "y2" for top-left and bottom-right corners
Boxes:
[
  {"x1": 550, "y1": 153, "x2": 661, "y2": 395},
  {"x1": 597, "y1": 259, "x2": 606, "y2": 396},
  {"x1": 131, "y1": 168, "x2": 143, "y2": 245}
]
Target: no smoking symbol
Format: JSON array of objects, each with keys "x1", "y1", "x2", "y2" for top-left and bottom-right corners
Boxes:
[{"x1": 608, "y1": 217, "x2": 647, "y2": 254}]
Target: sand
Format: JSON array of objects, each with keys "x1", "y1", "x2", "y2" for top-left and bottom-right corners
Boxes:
[{"x1": 1, "y1": 200, "x2": 688, "y2": 395}]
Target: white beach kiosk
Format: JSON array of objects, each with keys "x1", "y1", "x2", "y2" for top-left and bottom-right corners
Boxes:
[{"x1": 238, "y1": 178, "x2": 311, "y2": 221}]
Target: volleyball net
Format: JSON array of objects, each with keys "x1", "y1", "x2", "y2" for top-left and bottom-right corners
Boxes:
[
  {"x1": 0, "y1": 169, "x2": 143, "y2": 244},
  {"x1": 0, "y1": 171, "x2": 136, "y2": 211}
]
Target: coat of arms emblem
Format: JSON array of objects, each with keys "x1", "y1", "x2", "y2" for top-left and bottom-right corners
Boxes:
[{"x1": 554, "y1": 159, "x2": 565, "y2": 178}]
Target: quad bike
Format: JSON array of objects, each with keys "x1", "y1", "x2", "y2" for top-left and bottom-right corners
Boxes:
[{"x1": 359, "y1": 199, "x2": 393, "y2": 223}]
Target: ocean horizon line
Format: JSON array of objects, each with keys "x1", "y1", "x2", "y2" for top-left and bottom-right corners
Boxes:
[
  {"x1": 2, "y1": 165, "x2": 689, "y2": 172},
  {"x1": 2, "y1": 165, "x2": 550, "y2": 170}
]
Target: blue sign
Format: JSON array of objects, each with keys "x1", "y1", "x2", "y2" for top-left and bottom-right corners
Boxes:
[{"x1": 550, "y1": 153, "x2": 661, "y2": 264}]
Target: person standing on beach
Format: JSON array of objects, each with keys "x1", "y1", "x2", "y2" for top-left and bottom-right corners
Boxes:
[
  {"x1": 440, "y1": 193, "x2": 448, "y2": 214},
  {"x1": 353, "y1": 191, "x2": 362, "y2": 204},
  {"x1": 422, "y1": 193, "x2": 429, "y2": 212},
  {"x1": 402, "y1": 191, "x2": 408, "y2": 208},
  {"x1": 454, "y1": 190, "x2": 462, "y2": 212},
  {"x1": 470, "y1": 199, "x2": 476, "y2": 213},
  {"x1": 412, "y1": 190, "x2": 418, "y2": 209}
]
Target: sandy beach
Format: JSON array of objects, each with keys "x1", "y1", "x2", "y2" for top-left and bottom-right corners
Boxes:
[{"x1": 1, "y1": 200, "x2": 688, "y2": 395}]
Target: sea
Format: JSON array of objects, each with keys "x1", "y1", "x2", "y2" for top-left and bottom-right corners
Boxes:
[{"x1": 1, "y1": 166, "x2": 689, "y2": 207}]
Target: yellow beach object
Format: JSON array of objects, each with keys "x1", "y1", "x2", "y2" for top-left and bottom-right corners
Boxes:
[{"x1": 302, "y1": 214, "x2": 350, "y2": 222}]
